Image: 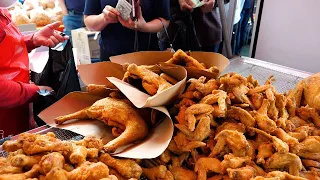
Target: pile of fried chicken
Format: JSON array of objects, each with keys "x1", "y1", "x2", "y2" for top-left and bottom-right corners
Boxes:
[
  {"x1": 1, "y1": 133, "x2": 142, "y2": 180},
  {"x1": 142, "y1": 72, "x2": 320, "y2": 180}
]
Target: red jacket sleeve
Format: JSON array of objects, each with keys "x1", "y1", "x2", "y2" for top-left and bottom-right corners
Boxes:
[
  {"x1": 0, "y1": 76, "x2": 39, "y2": 108},
  {"x1": 23, "y1": 33, "x2": 39, "y2": 53}
]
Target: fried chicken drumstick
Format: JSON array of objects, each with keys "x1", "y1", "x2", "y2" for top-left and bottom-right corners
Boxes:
[{"x1": 55, "y1": 97, "x2": 148, "y2": 153}]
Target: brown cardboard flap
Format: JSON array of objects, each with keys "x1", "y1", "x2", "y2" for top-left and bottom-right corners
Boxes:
[
  {"x1": 110, "y1": 51, "x2": 230, "y2": 78},
  {"x1": 107, "y1": 64, "x2": 187, "y2": 108},
  {"x1": 38, "y1": 92, "x2": 173, "y2": 159},
  {"x1": 78, "y1": 62, "x2": 124, "y2": 89}
]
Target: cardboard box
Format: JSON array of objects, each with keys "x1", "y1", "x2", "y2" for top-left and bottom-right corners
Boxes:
[{"x1": 71, "y1": 28, "x2": 100, "y2": 64}]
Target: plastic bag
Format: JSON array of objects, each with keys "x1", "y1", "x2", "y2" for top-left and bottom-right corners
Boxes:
[{"x1": 31, "y1": 40, "x2": 81, "y2": 126}]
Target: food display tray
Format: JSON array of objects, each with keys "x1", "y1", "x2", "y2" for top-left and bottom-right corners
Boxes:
[{"x1": 0, "y1": 57, "x2": 313, "y2": 160}]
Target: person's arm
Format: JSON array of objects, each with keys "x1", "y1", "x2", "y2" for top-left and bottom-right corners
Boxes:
[
  {"x1": 140, "y1": 18, "x2": 169, "y2": 33},
  {"x1": 0, "y1": 76, "x2": 39, "y2": 108},
  {"x1": 84, "y1": 14, "x2": 108, "y2": 31},
  {"x1": 58, "y1": 0, "x2": 68, "y2": 15}
]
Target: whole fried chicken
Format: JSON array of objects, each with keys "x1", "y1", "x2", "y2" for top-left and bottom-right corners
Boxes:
[
  {"x1": 123, "y1": 63, "x2": 173, "y2": 95},
  {"x1": 55, "y1": 97, "x2": 148, "y2": 153}
]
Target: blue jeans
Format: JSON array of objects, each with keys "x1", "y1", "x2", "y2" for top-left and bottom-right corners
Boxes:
[{"x1": 63, "y1": 13, "x2": 85, "y2": 42}]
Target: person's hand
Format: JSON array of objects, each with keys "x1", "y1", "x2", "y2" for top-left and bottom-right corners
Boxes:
[
  {"x1": 118, "y1": 7, "x2": 147, "y2": 32},
  {"x1": 37, "y1": 86, "x2": 53, "y2": 92},
  {"x1": 33, "y1": 22, "x2": 69, "y2": 48},
  {"x1": 200, "y1": 0, "x2": 215, "y2": 13},
  {"x1": 178, "y1": 0, "x2": 195, "y2": 12},
  {"x1": 102, "y1": 5, "x2": 120, "y2": 24}
]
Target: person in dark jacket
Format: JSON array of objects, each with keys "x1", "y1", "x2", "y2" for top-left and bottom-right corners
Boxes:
[{"x1": 158, "y1": 0, "x2": 222, "y2": 52}]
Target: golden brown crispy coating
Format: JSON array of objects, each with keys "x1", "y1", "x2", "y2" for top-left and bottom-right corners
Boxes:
[
  {"x1": 287, "y1": 81, "x2": 304, "y2": 117},
  {"x1": 300, "y1": 171, "x2": 320, "y2": 180},
  {"x1": 195, "y1": 157, "x2": 223, "y2": 180},
  {"x1": 184, "y1": 104, "x2": 214, "y2": 131},
  {"x1": 266, "y1": 171, "x2": 307, "y2": 180},
  {"x1": 200, "y1": 90, "x2": 228, "y2": 118},
  {"x1": 0, "y1": 164, "x2": 40, "y2": 180},
  {"x1": 264, "y1": 152, "x2": 303, "y2": 176},
  {"x1": 123, "y1": 63, "x2": 173, "y2": 95},
  {"x1": 10, "y1": 154, "x2": 43, "y2": 168},
  {"x1": 296, "y1": 106, "x2": 320, "y2": 127},
  {"x1": 187, "y1": 77, "x2": 220, "y2": 96},
  {"x1": 302, "y1": 159, "x2": 320, "y2": 169},
  {"x1": 209, "y1": 130, "x2": 249, "y2": 157},
  {"x1": 75, "y1": 135, "x2": 104, "y2": 150},
  {"x1": 226, "y1": 165, "x2": 256, "y2": 180},
  {"x1": 99, "y1": 153, "x2": 142, "y2": 179},
  {"x1": 251, "y1": 99, "x2": 277, "y2": 133},
  {"x1": 288, "y1": 126, "x2": 310, "y2": 142},
  {"x1": 256, "y1": 143, "x2": 274, "y2": 165},
  {"x1": 173, "y1": 132, "x2": 206, "y2": 152},
  {"x1": 266, "y1": 88, "x2": 279, "y2": 121},
  {"x1": 159, "y1": 150, "x2": 172, "y2": 164},
  {"x1": 142, "y1": 165, "x2": 174, "y2": 180},
  {"x1": 160, "y1": 73, "x2": 178, "y2": 85},
  {"x1": 301, "y1": 72, "x2": 320, "y2": 110},
  {"x1": 55, "y1": 97, "x2": 148, "y2": 153},
  {"x1": 272, "y1": 128, "x2": 299, "y2": 150},
  {"x1": 247, "y1": 85, "x2": 271, "y2": 96},
  {"x1": 215, "y1": 122, "x2": 246, "y2": 136},
  {"x1": 251, "y1": 93, "x2": 264, "y2": 110},
  {"x1": 0, "y1": 157, "x2": 23, "y2": 175},
  {"x1": 69, "y1": 145, "x2": 87, "y2": 165},
  {"x1": 169, "y1": 166, "x2": 197, "y2": 180},
  {"x1": 221, "y1": 154, "x2": 251, "y2": 171},
  {"x1": 227, "y1": 106, "x2": 256, "y2": 127},
  {"x1": 39, "y1": 152, "x2": 65, "y2": 175}
]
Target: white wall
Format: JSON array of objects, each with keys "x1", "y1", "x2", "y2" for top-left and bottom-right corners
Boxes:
[{"x1": 253, "y1": 0, "x2": 320, "y2": 73}]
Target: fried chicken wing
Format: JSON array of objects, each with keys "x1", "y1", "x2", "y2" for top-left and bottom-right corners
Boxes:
[
  {"x1": 209, "y1": 130, "x2": 249, "y2": 157},
  {"x1": 288, "y1": 126, "x2": 310, "y2": 142},
  {"x1": 142, "y1": 165, "x2": 173, "y2": 180},
  {"x1": 39, "y1": 152, "x2": 65, "y2": 175},
  {"x1": 256, "y1": 143, "x2": 274, "y2": 165},
  {"x1": 195, "y1": 157, "x2": 223, "y2": 180},
  {"x1": 215, "y1": 122, "x2": 246, "y2": 136},
  {"x1": 200, "y1": 90, "x2": 228, "y2": 118},
  {"x1": 221, "y1": 154, "x2": 251, "y2": 171},
  {"x1": 75, "y1": 135, "x2": 104, "y2": 150},
  {"x1": 247, "y1": 85, "x2": 271, "y2": 95},
  {"x1": 286, "y1": 81, "x2": 304, "y2": 117},
  {"x1": 184, "y1": 104, "x2": 214, "y2": 131},
  {"x1": 300, "y1": 171, "x2": 320, "y2": 180},
  {"x1": 264, "y1": 152, "x2": 303, "y2": 176},
  {"x1": 302, "y1": 159, "x2": 320, "y2": 169},
  {"x1": 169, "y1": 166, "x2": 197, "y2": 180},
  {"x1": 226, "y1": 165, "x2": 256, "y2": 180},
  {"x1": 296, "y1": 106, "x2": 320, "y2": 127},
  {"x1": 55, "y1": 97, "x2": 148, "y2": 153},
  {"x1": 266, "y1": 171, "x2": 307, "y2": 180},
  {"x1": 301, "y1": 72, "x2": 320, "y2": 110},
  {"x1": 294, "y1": 136, "x2": 320, "y2": 160},
  {"x1": 227, "y1": 106, "x2": 256, "y2": 127},
  {"x1": 175, "y1": 115, "x2": 211, "y2": 141},
  {"x1": 252, "y1": 99, "x2": 277, "y2": 133},
  {"x1": 10, "y1": 154, "x2": 43, "y2": 168},
  {"x1": 251, "y1": 93, "x2": 264, "y2": 110},
  {"x1": 99, "y1": 153, "x2": 142, "y2": 179},
  {"x1": 123, "y1": 64, "x2": 172, "y2": 95},
  {"x1": 173, "y1": 132, "x2": 206, "y2": 152},
  {"x1": 266, "y1": 88, "x2": 279, "y2": 121},
  {"x1": 69, "y1": 145, "x2": 87, "y2": 165},
  {"x1": 3, "y1": 133, "x2": 72, "y2": 155},
  {"x1": 0, "y1": 157, "x2": 23, "y2": 175},
  {"x1": 187, "y1": 77, "x2": 220, "y2": 96},
  {"x1": 272, "y1": 128, "x2": 299, "y2": 150}
]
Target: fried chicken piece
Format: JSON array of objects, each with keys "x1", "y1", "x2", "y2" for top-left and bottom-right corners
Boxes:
[
  {"x1": 294, "y1": 136, "x2": 320, "y2": 160},
  {"x1": 173, "y1": 132, "x2": 206, "y2": 152},
  {"x1": 39, "y1": 152, "x2": 65, "y2": 175},
  {"x1": 251, "y1": 177, "x2": 278, "y2": 180},
  {"x1": 287, "y1": 80, "x2": 304, "y2": 117},
  {"x1": 75, "y1": 135, "x2": 104, "y2": 150},
  {"x1": 287, "y1": 116, "x2": 309, "y2": 128},
  {"x1": 99, "y1": 153, "x2": 142, "y2": 179},
  {"x1": 248, "y1": 161, "x2": 266, "y2": 176},
  {"x1": 142, "y1": 165, "x2": 174, "y2": 180},
  {"x1": 249, "y1": 127, "x2": 289, "y2": 153},
  {"x1": 256, "y1": 143, "x2": 274, "y2": 165},
  {"x1": 266, "y1": 171, "x2": 307, "y2": 180},
  {"x1": 166, "y1": 49, "x2": 208, "y2": 70},
  {"x1": 207, "y1": 175, "x2": 232, "y2": 180},
  {"x1": 300, "y1": 171, "x2": 320, "y2": 180},
  {"x1": 266, "y1": 88, "x2": 279, "y2": 121},
  {"x1": 0, "y1": 157, "x2": 23, "y2": 175},
  {"x1": 123, "y1": 63, "x2": 162, "y2": 75},
  {"x1": 251, "y1": 93, "x2": 264, "y2": 110},
  {"x1": 301, "y1": 72, "x2": 320, "y2": 110},
  {"x1": 86, "y1": 84, "x2": 112, "y2": 97},
  {"x1": 86, "y1": 148, "x2": 99, "y2": 159},
  {"x1": 168, "y1": 166, "x2": 197, "y2": 180},
  {"x1": 288, "y1": 126, "x2": 310, "y2": 142},
  {"x1": 3, "y1": 133, "x2": 72, "y2": 155},
  {"x1": 69, "y1": 145, "x2": 87, "y2": 165},
  {"x1": 175, "y1": 115, "x2": 211, "y2": 141},
  {"x1": 200, "y1": 90, "x2": 228, "y2": 118},
  {"x1": 159, "y1": 150, "x2": 172, "y2": 164},
  {"x1": 44, "y1": 167, "x2": 69, "y2": 180},
  {"x1": 302, "y1": 159, "x2": 320, "y2": 169},
  {"x1": 247, "y1": 140, "x2": 257, "y2": 161},
  {"x1": 10, "y1": 154, "x2": 43, "y2": 168},
  {"x1": 0, "y1": 164, "x2": 40, "y2": 180},
  {"x1": 251, "y1": 99, "x2": 277, "y2": 133},
  {"x1": 209, "y1": 130, "x2": 249, "y2": 157},
  {"x1": 195, "y1": 157, "x2": 223, "y2": 180},
  {"x1": 215, "y1": 122, "x2": 246, "y2": 136},
  {"x1": 123, "y1": 64, "x2": 173, "y2": 95},
  {"x1": 100, "y1": 175, "x2": 119, "y2": 180},
  {"x1": 63, "y1": 163, "x2": 74, "y2": 172},
  {"x1": 274, "y1": 92, "x2": 289, "y2": 129},
  {"x1": 55, "y1": 97, "x2": 148, "y2": 153},
  {"x1": 221, "y1": 154, "x2": 251, "y2": 171},
  {"x1": 227, "y1": 106, "x2": 256, "y2": 127},
  {"x1": 175, "y1": 106, "x2": 187, "y2": 125},
  {"x1": 247, "y1": 85, "x2": 271, "y2": 95},
  {"x1": 175, "y1": 98, "x2": 196, "y2": 109},
  {"x1": 272, "y1": 128, "x2": 299, "y2": 150},
  {"x1": 187, "y1": 76, "x2": 220, "y2": 96},
  {"x1": 264, "y1": 152, "x2": 303, "y2": 176},
  {"x1": 184, "y1": 104, "x2": 214, "y2": 131},
  {"x1": 226, "y1": 165, "x2": 256, "y2": 180},
  {"x1": 296, "y1": 106, "x2": 320, "y2": 127}
]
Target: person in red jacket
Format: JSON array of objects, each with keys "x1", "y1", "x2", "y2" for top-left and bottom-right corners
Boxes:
[{"x1": 0, "y1": 0, "x2": 69, "y2": 137}]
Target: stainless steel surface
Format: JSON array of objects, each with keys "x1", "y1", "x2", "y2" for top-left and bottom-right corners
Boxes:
[{"x1": 224, "y1": 57, "x2": 312, "y2": 93}]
